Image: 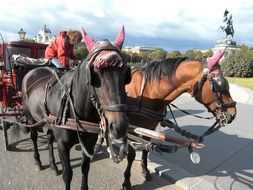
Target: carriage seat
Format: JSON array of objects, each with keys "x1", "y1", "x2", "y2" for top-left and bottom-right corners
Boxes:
[
  {"x1": 10, "y1": 55, "x2": 71, "y2": 91},
  {"x1": 11, "y1": 54, "x2": 51, "y2": 67}
]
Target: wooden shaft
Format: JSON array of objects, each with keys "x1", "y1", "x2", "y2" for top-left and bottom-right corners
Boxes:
[{"x1": 129, "y1": 124, "x2": 204, "y2": 148}]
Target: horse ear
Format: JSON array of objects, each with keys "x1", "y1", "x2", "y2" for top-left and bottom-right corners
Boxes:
[
  {"x1": 81, "y1": 27, "x2": 96, "y2": 53},
  {"x1": 207, "y1": 49, "x2": 225, "y2": 69},
  {"x1": 114, "y1": 26, "x2": 125, "y2": 49}
]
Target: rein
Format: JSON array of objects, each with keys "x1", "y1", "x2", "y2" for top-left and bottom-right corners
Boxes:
[
  {"x1": 165, "y1": 104, "x2": 221, "y2": 143},
  {"x1": 44, "y1": 68, "x2": 95, "y2": 158}
]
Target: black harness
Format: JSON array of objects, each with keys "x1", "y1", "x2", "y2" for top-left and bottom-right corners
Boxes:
[
  {"x1": 43, "y1": 41, "x2": 129, "y2": 161},
  {"x1": 128, "y1": 63, "x2": 236, "y2": 144}
]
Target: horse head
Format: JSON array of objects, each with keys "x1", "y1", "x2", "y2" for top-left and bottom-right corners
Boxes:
[
  {"x1": 80, "y1": 26, "x2": 131, "y2": 142},
  {"x1": 193, "y1": 49, "x2": 237, "y2": 126}
]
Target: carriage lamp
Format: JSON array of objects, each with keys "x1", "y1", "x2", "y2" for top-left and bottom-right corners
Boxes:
[{"x1": 18, "y1": 28, "x2": 26, "y2": 40}]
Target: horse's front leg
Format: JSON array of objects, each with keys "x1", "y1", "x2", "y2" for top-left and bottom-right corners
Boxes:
[
  {"x1": 141, "y1": 150, "x2": 152, "y2": 181},
  {"x1": 47, "y1": 129, "x2": 59, "y2": 175},
  {"x1": 30, "y1": 128, "x2": 42, "y2": 171},
  {"x1": 58, "y1": 142, "x2": 72, "y2": 190},
  {"x1": 81, "y1": 152, "x2": 91, "y2": 190},
  {"x1": 122, "y1": 145, "x2": 136, "y2": 190},
  {"x1": 81, "y1": 134, "x2": 97, "y2": 190}
]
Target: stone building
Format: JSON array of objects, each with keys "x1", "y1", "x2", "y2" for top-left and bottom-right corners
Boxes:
[{"x1": 34, "y1": 25, "x2": 54, "y2": 44}]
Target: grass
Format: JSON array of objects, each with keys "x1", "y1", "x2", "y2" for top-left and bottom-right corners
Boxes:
[{"x1": 227, "y1": 77, "x2": 253, "y2": 91}]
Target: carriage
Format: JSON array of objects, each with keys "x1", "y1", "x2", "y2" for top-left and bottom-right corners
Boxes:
[
  {"x1": 0, "y1": 29, "x2": 237, "y2": 190},
  {"x1": 0, "y1": 40, "x2": 48, "y2": 150},
  {"x1": 0, "y1": 39, "x2": 204, "y2": 153}
]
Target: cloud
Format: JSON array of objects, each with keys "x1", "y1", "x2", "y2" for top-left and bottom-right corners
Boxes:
[{"x1": 0, "y1": 0, "x2": 252, "y2": 50}]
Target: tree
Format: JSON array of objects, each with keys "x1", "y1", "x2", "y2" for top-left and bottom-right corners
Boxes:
[
  {"x1": 183, "y1": 49, "x2": 203, "y2": 59},
  {"x1": 138, "y1": 51, "x2": 149, "y2": 60},
  {"x1": 122, "y1": 51, "x2": 131, "y2": 63},
  {"x1": 147, "y1": 48, "x2": 167, "y2": 60},
  {"x1": 74, "y1": 45, "x2": 88, "y2": 61},
  {"x1": 203, "y1": 50, "x2": 213, "y2": 58},
  {"x1": 166, "y1": 50, "x2": 182, "y2": 58},
  {"x1": 132, "y1": 53, "x2": 142, "y2": 63}
]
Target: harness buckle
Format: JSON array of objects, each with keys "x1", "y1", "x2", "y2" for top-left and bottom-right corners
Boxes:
[{"x1": 218, "y1": 112, "x2": 228, "y2": 126}]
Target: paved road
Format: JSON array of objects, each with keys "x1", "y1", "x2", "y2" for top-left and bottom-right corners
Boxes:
[
  {"x1": 0, "y1": 131, "x2": 182, "y2": 190},
  {"x1": 1, "y1": 84, "x2": 252, "y2": 190},
  {"x1": 145, "y1": 89, "x2": 253, "y2": 190}
]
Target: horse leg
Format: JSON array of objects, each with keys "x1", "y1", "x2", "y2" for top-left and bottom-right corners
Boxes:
[
  {"x1": 58, "y1": 142, "x2": 72, "y2": 190},
  {"x1": 81, "y1": 134, "x2": 97, "y2": 190},
  {"x1": 30, "y1": 128, "x2": 42, "y2": 171},
  {"x1": 141, "y1": 150, "x2": 152, "y2": 181},
  {"x1": 122, "y1": 145, "x2": 136, "y2": 190},
  {"x1": 81, "y1": 152, "x2": 90, "y2": 190},
  {"x1": 47, "y1": 129, "x2": 59, "y2": 175},
  {"x1": 93, "y1": 135, "x2": 104, "y2": 155}
]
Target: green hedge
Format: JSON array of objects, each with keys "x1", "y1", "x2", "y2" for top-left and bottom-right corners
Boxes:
[{"x1": 221, "y1": 50, "x2": 253, "y2": 77}]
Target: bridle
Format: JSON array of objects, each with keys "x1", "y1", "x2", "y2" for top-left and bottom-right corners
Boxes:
[
  {"x1": 82, "y1": 42, "x2": 129, "y2": 162},
  {"x1": 193, "y1": 68, "x2": 236, "y2": 126},
  {"x1": 85, "y1": 41, "x2": 129, "y2": 115}
]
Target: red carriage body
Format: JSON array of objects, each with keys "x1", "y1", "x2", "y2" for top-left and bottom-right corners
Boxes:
[
  {"x1": 0, "y1": 41, "x2": 47, "y2": 150},
  {"x1": 0, "y1": 41, "x2": 47, "y2": 108}
]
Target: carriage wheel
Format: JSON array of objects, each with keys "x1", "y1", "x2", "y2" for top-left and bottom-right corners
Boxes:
[
  {"x1": 2, "y1": 120, "x2": 9, "y2": 151},
  {"x1": 0, "y1": 105, "x2": 9, "y2": 151}
]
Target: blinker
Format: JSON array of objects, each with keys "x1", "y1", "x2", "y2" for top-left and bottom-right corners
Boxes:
[{"x1": 212, "y1": 75, "x2": 229, "y2": 92}]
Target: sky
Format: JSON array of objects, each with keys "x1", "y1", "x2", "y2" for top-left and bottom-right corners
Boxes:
[{"x1": 1, "y1": 0, "x2": 253, "y2": 51}]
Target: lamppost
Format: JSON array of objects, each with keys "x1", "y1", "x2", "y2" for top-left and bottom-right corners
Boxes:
[{"x1": 18, "y1": 28, "x2": 26, "y2": 40}]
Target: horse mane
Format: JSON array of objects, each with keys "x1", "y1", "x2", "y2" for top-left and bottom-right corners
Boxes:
[{"x1": 144, "y1": 57, "x2": 188, "y2": 83}]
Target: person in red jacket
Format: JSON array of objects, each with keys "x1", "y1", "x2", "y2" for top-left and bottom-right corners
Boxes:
[{"x1": 45, "y1": 30, "x2": 82, "y2": 68}]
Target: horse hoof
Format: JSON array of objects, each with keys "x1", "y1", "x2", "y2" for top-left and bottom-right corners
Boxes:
[
  {"x1": 35, "y1": 164, "x2": 42, "y2": 171},
  {"x1": 74, "y1": 144, "x2": 81, "y2": 151},
  {"x1": 145, "y1": 174, "x2": 152, "y2": 181},
  {"x1": 50, "y1": 166, "x2": 59, "y2": 176},
  {"x1": 94, "y1": 144, "x2": 102, "y2": 155},
  {"x1": 143, "y1": 172, "x2": 152, "y2": 181},
  {"x1": 122, "y1": 182, "x2": 131, "y2": 190},
  {"x1": 53, "y1": 169, "x2": 60, "y2": 176}
]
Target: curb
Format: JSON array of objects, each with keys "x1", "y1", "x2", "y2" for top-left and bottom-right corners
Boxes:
[
  {"x1": 229, "y1": 84, "x2": 253, "y2": 105},
  {"x1": 144, "y1": 152, "x2": 219, "y2": 190}
]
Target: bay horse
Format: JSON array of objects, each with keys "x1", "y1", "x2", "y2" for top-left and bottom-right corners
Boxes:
[
  {"x1": 12, "y1": 26, "x2": 131, "y2": 190},
  {"x1": 122, "y1": 50, "x2": 237, "y2": 189}
]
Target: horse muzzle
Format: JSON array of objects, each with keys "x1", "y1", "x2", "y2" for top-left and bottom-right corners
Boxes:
[
  {"x1": 218, "y1": 111, "x2": 236, "y2": 126},
  {"x1": 108, "y1": 116, "x2": 129, "y2": 140},
  {"x1": 107, "y1": 134, "x2": 128, "y2": 163}
]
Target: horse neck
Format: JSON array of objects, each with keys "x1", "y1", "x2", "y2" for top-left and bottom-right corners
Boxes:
[
  {"x1": 126, "y1": 61, "x2": 203, "y2": 113},
  {"x1": 71, "y1": 63, "x2": 94, "y2": 118},
  {"x1": 166, "y1": 60, "x2": 203, "y2": 100},
  {"x1": 126, "y1": 70, "x2": 169, "y2": 114}
]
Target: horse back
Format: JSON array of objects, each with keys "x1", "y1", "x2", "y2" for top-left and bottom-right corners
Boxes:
[{"x1": 22, "y1": 67, "x2": 54, "y2": 121}]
